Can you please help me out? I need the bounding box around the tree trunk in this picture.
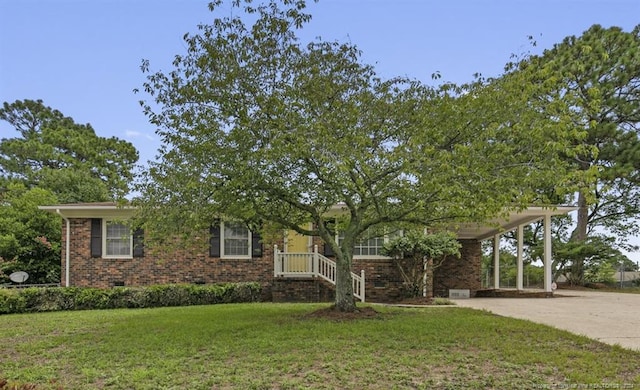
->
[570,189,589,285]
[424,257,434,299]
[575,190,588,242]
[334,253,356,312]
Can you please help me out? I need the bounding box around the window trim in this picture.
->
[337,229,402,259]
[220,221,252,259]
[102,220,133,259]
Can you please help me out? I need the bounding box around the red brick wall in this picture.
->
[62,218,276,295]
[272,278,335,302]
[311,236,482,302]
[433,240,482,297]
[61,220,481,302]
[352,258,405,302]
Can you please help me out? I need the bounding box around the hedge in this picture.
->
[0,282,261,315]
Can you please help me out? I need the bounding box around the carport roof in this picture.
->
[453,206,577,240]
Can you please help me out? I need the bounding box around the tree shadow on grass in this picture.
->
[304,305,381,321]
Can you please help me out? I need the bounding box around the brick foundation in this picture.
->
[272,278,335,302]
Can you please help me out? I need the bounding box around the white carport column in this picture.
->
[517,224,524,291]
[493,234,500,289]
[543,214,553,293]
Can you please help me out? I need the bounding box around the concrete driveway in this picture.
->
[453,290,640,350]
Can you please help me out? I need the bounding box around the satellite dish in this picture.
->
[9,271,29,284]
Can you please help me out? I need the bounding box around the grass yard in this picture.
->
[1,303,639,389]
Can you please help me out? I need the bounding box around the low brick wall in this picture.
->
[433,240,482,297]
[352,258,405,303]
[272,277,334,302]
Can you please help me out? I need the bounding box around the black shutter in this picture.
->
[251,230,263,258]
[324,243,334,257]
[209,223,221,257]
[90,219,102,257]
[133,228,144,257]
[322,218,336,257]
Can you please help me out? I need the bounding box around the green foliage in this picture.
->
[0,283,261,314]
[136,0,591,311]
[516,24,640,249]
[0,183,60,284]
[0,99,140,285]
[550,236,631,285]
[381,230,462,261]
[584,261,616,284]
[431,297,455,305]
[0,99,139,202]
[0,289,26,314]
[503,214,637,287]
[481,249,545,288]
[381,231,461,298]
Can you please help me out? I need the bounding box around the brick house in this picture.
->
[39,203,574,302]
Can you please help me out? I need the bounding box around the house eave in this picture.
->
[39,203,577,239]
[38,204,135,219]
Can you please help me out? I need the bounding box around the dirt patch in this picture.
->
[304,305,382,321]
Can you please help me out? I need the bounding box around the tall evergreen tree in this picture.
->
[513,24,640,283]
[1,99,139,202]
[0,100,140,283]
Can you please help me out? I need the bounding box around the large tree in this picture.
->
[0,100,139,284]
[507,217,637,286]
[136,0,591,311]
[0,99,139,202]
[0,183,60,284]
[509,24,640,283]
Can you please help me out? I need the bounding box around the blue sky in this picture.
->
[1,0,639,260]
[1,0,638,162]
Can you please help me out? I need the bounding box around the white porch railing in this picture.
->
[274,245,365,302]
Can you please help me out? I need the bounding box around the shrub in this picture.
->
[0,289,26,314]
[432,297,455,305]
[0,282,261,315]
[381,230,461,298]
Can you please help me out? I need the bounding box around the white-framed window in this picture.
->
[337,229,402,258]
[103,220,132,258]
[354,236,386,256]
[221,221,251,258]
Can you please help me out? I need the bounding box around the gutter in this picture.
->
[56,209,71,287]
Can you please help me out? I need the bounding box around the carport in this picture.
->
[453,206,577,293]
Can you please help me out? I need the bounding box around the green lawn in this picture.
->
[1,303,639,389]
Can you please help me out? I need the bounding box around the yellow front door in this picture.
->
[286,229,310,253]
[285,225,311,272]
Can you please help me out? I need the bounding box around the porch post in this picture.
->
[493,234,500,289]
[360,269,365,303]
[273,245,279,277]
[313,245,319,276]
[517,224,524,291]
[544,214,553,293]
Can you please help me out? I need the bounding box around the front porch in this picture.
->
[272,245,366,302]
[271,206,576,303]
